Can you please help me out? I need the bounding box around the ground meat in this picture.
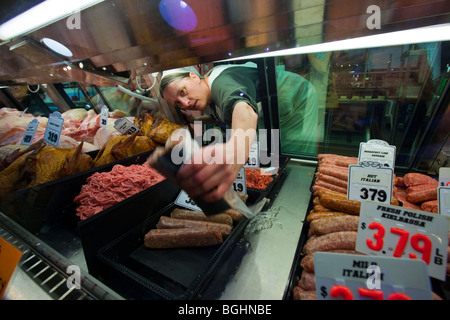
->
[246,168,275,189]
[74,163,165,220]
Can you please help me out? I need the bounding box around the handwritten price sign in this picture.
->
[44,111,64,147]
[21,118,39,146]
[233,167,247,195]
[244,140,259,169]
[314,252,433,300]
[175,190,201,211]
[356,201,448,280]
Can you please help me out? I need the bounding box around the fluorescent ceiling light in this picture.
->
[0,0,105,41]
[219,23,450,62]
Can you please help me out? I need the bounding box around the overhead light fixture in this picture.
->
[0,0,105,41]
[219,23,450,62]
[159,0,197,32]
[41,37,73,57]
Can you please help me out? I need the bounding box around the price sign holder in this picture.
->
[175,190,202,211]
[348,162,393,204]
[100,105,109,128]
[356,201,449,280]
[244,140,259,169]
[44,111,64,146]
[175,169,248,211]
[438,186,450,217]
[358,139,396,169]
[21,118,39,146]
[439,167,450,187]
[0,237,23,299]
[114,118,139,135]
[233,167,247,195]
[314,252,433,300]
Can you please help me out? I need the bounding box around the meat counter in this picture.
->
[2,158,316,300]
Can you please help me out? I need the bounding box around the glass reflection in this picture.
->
[159,0,197,32]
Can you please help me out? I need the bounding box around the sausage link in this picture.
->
[292,286,317,300]
[313,204,332,212]
[157,216,232,238]
[144,228,223,248]
[403,173,438,187]
[301,250,364,272]
[171,208,233,226]
[306,211,347,222]
[298,271,316,291]
[319,196,360,215]
[421,200,438,213]
[316,173,348,188]
[309,215,360,236]
[314,179,348,194]
[406,185,437,204]
[313,189,347,199]
[303,231,358,254]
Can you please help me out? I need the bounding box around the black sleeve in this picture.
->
[210,67,260,124]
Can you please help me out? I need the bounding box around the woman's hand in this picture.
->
[176,101,258,203]
[176,142,242,202]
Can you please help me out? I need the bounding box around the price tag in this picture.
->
[438,186,450,218]
[114,118,139,135]
[244,140,259,169]
[358,139,396,169]
[21,118,39,146]
[356,201,449,280]
[314,252,433,300]
[348,162,393,204]
[439,167,450,187]
[175,190,202,211]
[232,167,247,195]
[44,111,64,146]
[100,105,109,128]
[0,237,23,299]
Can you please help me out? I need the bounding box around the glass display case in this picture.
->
[0,0,449,302]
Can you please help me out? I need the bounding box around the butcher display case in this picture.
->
[0,0,450,302]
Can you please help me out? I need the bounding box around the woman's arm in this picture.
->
[176,102,258,202]
[180,109,216,124]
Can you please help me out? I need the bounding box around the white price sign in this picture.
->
[439,167,450,187]
[314,252,433,300]
[175,190,202,211]
[244,140,259,168]
[358,139,396,169]
[44,111,64,147]
[114,118,139,135]
[233,167,247,195]
[356,201,449,281]
[438,186,450,218]
[21,118,39,146]
[348,162,393,204]
[100,105,109,128]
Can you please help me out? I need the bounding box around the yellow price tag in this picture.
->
[0,237,23,299]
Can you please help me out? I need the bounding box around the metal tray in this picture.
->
[282,192,314,300]
[97,203,251,300]
[245,156,289,207]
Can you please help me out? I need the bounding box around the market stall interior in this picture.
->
[0,0,449,300]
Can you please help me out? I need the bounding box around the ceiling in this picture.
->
[0,0,449,87]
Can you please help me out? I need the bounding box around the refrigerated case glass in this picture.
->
[275,41,450,169]
[6,85,55,116]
